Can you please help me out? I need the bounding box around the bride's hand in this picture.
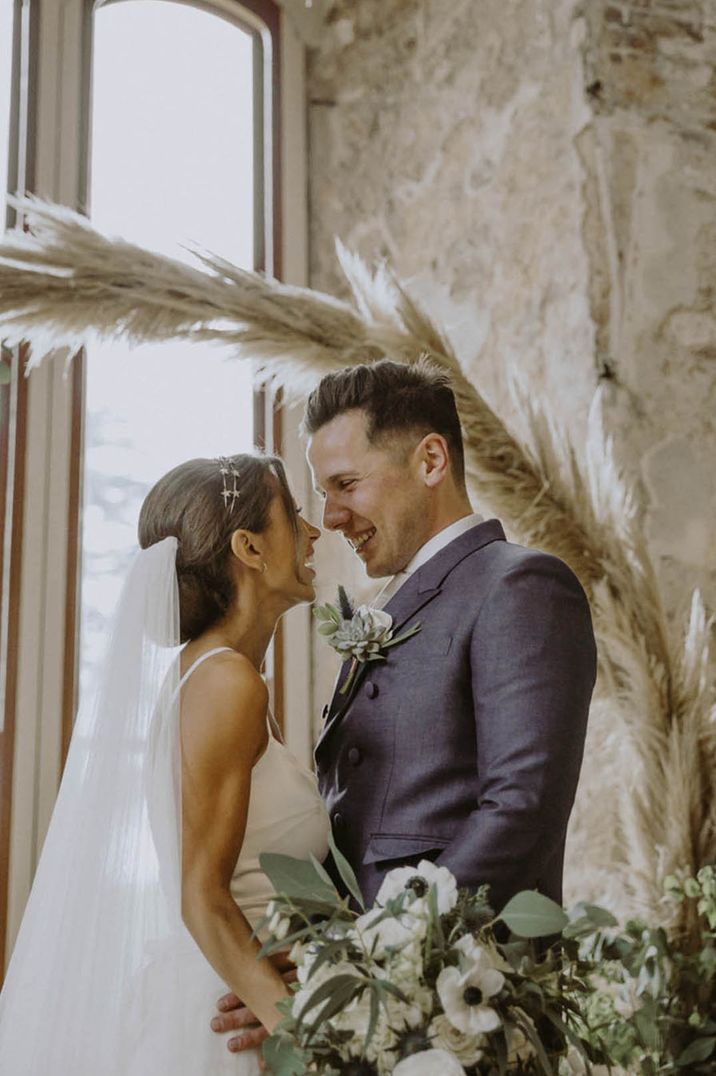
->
[210,951,297,1053]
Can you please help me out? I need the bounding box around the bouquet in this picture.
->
[257,836,608,1075]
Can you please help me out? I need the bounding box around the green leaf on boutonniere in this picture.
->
[379,622,422,650]
[337,585,354,619]
[339,656,360,696]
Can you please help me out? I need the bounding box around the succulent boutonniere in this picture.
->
[313,585,421,695]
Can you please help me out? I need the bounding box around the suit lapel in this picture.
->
[315,519,506,756]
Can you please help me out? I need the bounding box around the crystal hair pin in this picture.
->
[217,456,240,511]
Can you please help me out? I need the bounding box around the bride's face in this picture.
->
[261,490,320,607]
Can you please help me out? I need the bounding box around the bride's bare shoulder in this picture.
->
[180,651,268,757]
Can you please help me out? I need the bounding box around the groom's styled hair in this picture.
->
[303,359,466,488]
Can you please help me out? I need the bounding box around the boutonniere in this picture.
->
[313,586,421,695]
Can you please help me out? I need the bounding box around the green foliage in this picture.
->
[257,859,716,1074]
[327,829,365,911]
[578,866,716,1074]
[258,852,340,910]
[498,891,569,939]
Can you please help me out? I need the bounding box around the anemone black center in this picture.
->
[343,1061,378,1076]
[463,985,484,1006]
[406,875,428,897]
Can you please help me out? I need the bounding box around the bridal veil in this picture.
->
[0,536,195,1073]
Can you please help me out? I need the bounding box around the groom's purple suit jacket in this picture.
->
[315,519,597,912]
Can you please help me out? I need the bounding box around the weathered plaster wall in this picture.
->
[304,0,716,905]
[580,0,716,612]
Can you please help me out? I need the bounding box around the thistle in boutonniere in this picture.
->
[314,585,421,695]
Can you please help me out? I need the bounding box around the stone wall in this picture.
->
[304,0,716,904]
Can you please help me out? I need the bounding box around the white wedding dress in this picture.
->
[122,646,331,1075]
[0,540,330,1076]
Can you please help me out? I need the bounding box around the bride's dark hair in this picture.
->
[138,453,297,642]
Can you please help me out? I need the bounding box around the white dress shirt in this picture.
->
[375,512,484,609]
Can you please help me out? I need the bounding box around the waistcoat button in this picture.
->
[348,747,362,766]
[333,811,344,828]
[365,681,379,699]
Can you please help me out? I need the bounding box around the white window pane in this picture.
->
[0,0,14,216]
[81,2,256,701]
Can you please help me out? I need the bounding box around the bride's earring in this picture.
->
[260,560,267,575]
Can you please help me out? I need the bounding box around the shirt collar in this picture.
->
[374,512,483,608]
[403,512,484,575]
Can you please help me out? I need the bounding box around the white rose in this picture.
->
[561,1045,589,1074]
[613,978,643,1018]
[329,987,373,1039]
[506,1014,536,1064]
[376,860,458,915]
[355,907,423,957]
[393,1048,466,1075]
[294,942,319,984]
[429,1013,485,1065]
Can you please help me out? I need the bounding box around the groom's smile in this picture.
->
[306,409,435,578]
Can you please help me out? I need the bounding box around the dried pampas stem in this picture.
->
[0,197,713,929]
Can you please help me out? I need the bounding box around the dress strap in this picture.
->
[175,646,235,696]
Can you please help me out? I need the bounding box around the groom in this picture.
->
[304,359,596,908]
[213,358,596,1050]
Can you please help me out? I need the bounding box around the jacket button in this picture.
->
[333,811,344,828]
[365,681,379,699]
[348,747,362,766]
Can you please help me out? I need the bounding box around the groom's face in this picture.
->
[307,409,431,578]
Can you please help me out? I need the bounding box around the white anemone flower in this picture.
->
[436,945,505,1036]
[376,860,458,915]
[393,1047,466,1074]
[453,932,512,974]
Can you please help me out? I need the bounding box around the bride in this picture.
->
[0,452,330,1074]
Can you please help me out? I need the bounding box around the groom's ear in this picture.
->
[230,529,265,572]
[417,433,450,487]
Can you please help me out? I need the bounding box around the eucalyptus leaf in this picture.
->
[515,1014,554,1074]
[297,972,361,1021]
[328,830,365,910]
[306,937,354,981]
[309,853,341,894]
[375,979,409,1004]
[633,1004,661,1050]
[675,1035,716,1066]
[568,901,618,929]
[302,975,364,1039]
[261,1033,308,1076]
[259,852,340,907]
[498,890,568,937]
[0,364,10,385]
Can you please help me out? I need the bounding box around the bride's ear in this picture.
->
[230,529,265,574]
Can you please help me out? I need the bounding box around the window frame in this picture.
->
[0,0,301,977]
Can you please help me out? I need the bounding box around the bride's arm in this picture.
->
[180,653,288,1034]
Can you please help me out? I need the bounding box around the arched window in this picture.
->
[80,0,272,707]
[0,0,308,977]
